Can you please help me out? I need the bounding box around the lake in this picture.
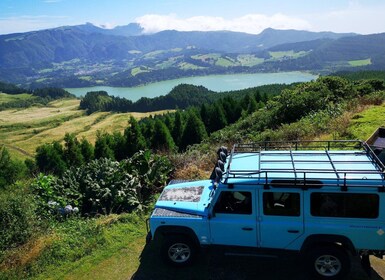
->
[66,72,318,101]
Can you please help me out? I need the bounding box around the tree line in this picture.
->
[35,90,266,176]
[79,83,277,114]
[0,85,75,110]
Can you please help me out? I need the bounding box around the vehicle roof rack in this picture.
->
[222,140,385,192]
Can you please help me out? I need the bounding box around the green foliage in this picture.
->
[172,110,183,147]
[0,213,144,280]
[46,151,173,215]
[79,137,94,162]
[122,150,174,205]
[59,158,138,215]
[30,173,80,219]
[78,83,284,113]
[207,75,384,146]
[0,86,74,111]
[79,91,114,114]
[0,185,37,252]
[180,110,208,151]
[0,81,26,94]
[35,142,67,175]
[335,70,385,82]
[151,119,175,151]
[94,132,115,160]
[0,147,26,188]
[63,133,84,167]
[124,116,147,158]
[32,87,74,99]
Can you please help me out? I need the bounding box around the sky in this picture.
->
[0,0,384,35]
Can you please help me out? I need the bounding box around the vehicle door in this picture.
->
[259,188,304,249]
[209,187,257,247]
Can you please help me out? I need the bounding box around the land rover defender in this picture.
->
[147,140,385,279]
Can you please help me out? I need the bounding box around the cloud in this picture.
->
[135,14,311,34]
[306,1,385,34]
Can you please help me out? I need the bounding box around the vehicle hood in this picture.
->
[154,180,214,216]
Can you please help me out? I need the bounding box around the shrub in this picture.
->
[0,147,26,189]
[30,174,81,220]
[0,185,37,253]
[51,151,174,216]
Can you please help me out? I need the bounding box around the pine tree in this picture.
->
[151,119,175,151]
[221,96,242,124]
[172,110,183,148]
[247,95,258,114]
[200,103,209,128]
[112,131,126,161]
[124,116,147,157]
[180,110,208,151]
[94,132,115,160]
[80,137,94,162]
[207,103,227,133]
[35,142,67,175]
[63,133,84,167]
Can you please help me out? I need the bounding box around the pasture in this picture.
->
[0,97,171,160]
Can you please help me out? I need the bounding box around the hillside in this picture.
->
[267,33,385,72]
[2,74,385,280]
[0,97,172,160]
[0,24,358,87]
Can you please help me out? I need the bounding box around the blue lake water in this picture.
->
[66,72,318,101]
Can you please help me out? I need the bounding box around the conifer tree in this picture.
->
[94,132,115,160]
[63,133,84,167]
[124,116,147,157]
[112,131,126,161]
[151,119,175,151]
[247,95,258,114]
[35,141,67,175]
[180,110,207,151]
[172,110,183,148]
[207,103,227,133]
[80,137,94,162]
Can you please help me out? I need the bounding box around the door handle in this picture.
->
[242,227,253,231]
[287,229,300,233]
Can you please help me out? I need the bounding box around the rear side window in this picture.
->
[263,192,300,216]
[311,193,379,218]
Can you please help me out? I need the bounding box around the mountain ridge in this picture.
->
[2,23,383,88]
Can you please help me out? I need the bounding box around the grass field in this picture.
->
[0,93,33,104]
[269,50,309,60]
[0,96,172,160]
[349,58,372,67]
[1,211,379,280]
[348,104,385,140]
[237,54,265,67]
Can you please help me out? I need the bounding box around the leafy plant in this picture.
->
[51,151,173,215]
[0,185,37,253]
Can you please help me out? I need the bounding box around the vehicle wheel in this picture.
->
[307,246,350,280]
[161,235,196,266]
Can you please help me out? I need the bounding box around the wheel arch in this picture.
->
[154,225,200,247]
[300,234,356,255]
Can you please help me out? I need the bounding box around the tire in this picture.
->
[306,245,350,280]
[161,235,196,266]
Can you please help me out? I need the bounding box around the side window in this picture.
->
[263,192,300,216]
[214,191,252,214]
[311,193,379,218]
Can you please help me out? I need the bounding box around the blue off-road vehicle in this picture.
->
[147,140,385,279]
